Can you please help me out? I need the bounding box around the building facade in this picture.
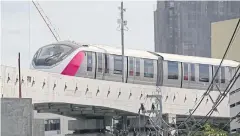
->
[211,18,240,62]
[154,1,240,57]
[229,67,240,134]
[211,18,240,134]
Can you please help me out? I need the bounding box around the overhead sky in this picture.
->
[1,1,156,68]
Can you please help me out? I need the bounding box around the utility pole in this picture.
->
[118,1,127,83]
[117,2,128,134]
[144,87,163,136]
[18,52,22,98]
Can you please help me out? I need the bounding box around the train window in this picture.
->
[168,61,178,80]
[97,53,102,72]
[144,59,154,78]
[199,64,209,82]
[190,64,195,81]
[33,44,74,67]
[221,67,225,83]
[213,66,220,83]
[86,52,92,71]
[184,63,188,80]
[228,67,236,80]
[114,55,123,74]
[105,54,109,73]
[136,58,140,76]
[129,57,134,76]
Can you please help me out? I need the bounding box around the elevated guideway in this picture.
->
[0,65,231,135]
[0,65,230,118]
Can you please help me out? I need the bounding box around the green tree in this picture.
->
[191,123,228,136]
[202,123,227,136]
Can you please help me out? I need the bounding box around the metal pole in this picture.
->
[18,52,22,98]
[120,1,125,83]
[144,113,146,134]
[139,113,141,134]
[159,95,163,136]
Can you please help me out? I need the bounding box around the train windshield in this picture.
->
[33,44,75,67]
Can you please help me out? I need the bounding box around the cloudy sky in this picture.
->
[1,1,156,68]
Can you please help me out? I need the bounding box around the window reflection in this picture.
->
[105,54,109,73]
[114,55,122,74]
[144,59,154,78]
[190,64,195,81]
[86,52,92,71]
[184,63,188,80]
[199,64,209,82]
[33,44,74,67]
[129,57,134,76]
[221,67,225,83]
[136,58,140,76]
[97,53,102,72]
[213,66,220,83]
[168,61,178,80]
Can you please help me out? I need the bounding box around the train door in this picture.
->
[104,54,127,83]
[219,66,228,91]
[75,51,96,79]
[142,58,157,85]
[196,64,212,90]
[162,60,181,88]
[96,52,105,80]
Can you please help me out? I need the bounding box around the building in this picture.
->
[211,18,240,62]
[154,1,240,57]
[211,18,240,134]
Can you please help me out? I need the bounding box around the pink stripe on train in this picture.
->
[61,51,85,76]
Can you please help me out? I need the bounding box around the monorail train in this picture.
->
[30,40,239,91]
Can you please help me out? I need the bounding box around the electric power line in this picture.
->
[190,66,240,135]
[32,0,61,42]
[189,19,240,135]
[175,18,240,133]
[221,112,240,130]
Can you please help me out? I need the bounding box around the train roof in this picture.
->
[156,52,239,67]
[93,44,158,60]
[92,44,239,67]
[51,41,240,67]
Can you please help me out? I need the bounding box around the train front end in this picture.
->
[30,41,85,76]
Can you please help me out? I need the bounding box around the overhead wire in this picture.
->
[189,19,240,135]
[175,18,240,133]
[190,67,240,135]
[221,112,240,130]
[32,0,60,42]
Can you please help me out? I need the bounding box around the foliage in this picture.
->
[202,123,227,136]
[192,123,228,136]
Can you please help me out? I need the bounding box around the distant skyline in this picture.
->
[1,1,156,68]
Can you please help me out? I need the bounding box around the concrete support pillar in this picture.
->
[104,116,113,132]
[122,116,128,130]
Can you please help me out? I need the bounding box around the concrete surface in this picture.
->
[1,98,33,136]
[33,119,45,136]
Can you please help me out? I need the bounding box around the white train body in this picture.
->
[30,41,239,91]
